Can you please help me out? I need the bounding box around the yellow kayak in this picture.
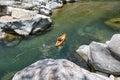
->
[55,34,66,47]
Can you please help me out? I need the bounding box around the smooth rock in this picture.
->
[39,5,52,15]
[0,1,19,6]
[89,41,120,75]
[76,41,120,75]
[76,45,90,62]
[0,14,51,36]
[12,0,63,15]
[46,1,63,9]
[9,7,37,19]
[108,34,120,59]
[12,59,114,80]
[21,3,35,10]
[96,71,109,77]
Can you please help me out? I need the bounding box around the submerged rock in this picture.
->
[0,32,21,47]
[12,59,113,80]
[11,0,63,15]
[105,18,120,29]
[76,34,120,75]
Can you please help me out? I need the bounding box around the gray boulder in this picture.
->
[0,7,51,36]
[0,1,20,6]
[21,3,35,10]
[108,34,120,59]
[89,41,120,75]
[76,41,120,75]
[0,14,51,36]
[76,45,91,62]
[12,59,114,80]
[11,0,63,15]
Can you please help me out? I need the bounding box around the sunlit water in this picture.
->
[0,1,120,80]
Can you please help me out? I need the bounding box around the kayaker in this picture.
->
[57,37,63,41]
[55,34,66,47]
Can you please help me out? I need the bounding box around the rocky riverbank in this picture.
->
[76,34,120,79]
[1,0,120,80]
[0,0,76,39]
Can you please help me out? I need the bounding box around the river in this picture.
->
[0,1,120,80]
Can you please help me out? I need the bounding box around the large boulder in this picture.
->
[0,1,20,6]
[10,7,37,19]
[11,0,63,15]
[0,7,52,36]
[76,41,120,75]
[12,59,113,80]
[108,34,120,59]
[0,0,77,16]
[89,42,120,75]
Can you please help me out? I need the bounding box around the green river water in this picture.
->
[0,1,120,80]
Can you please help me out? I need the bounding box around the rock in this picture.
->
[1,33,21,47]
[10,0,63,15]
[20,3,35,10]
[96,71,109,77]
[76,45,90,62]
[0,10,51,36]
[109,75,115,80]
[12,59,113,80]
[38,0,63,15]
[0,32,22,47]
[39,5,52,16]
[76,41,120,75]
[1,0,76,16]
[46,1,63,9]
[89,42,120,75]
[105,41,110,45]
[7,7,37,19]
[108,34,120,59]
[105,18,120,29]
[0,1,20,6]
[0,32,5,40]
[117,77,120,80]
